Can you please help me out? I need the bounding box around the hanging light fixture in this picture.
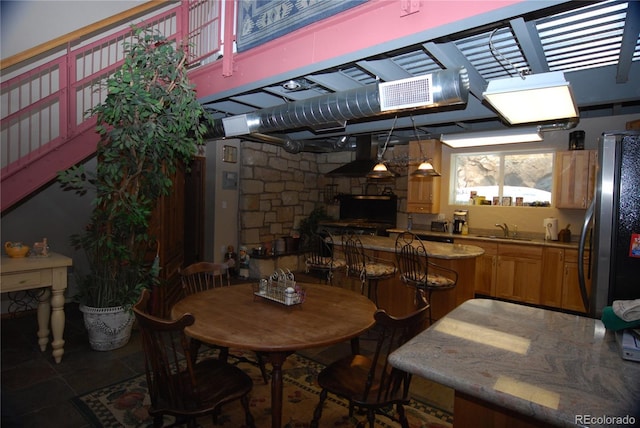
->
[411,160,439,177]
[367,116,398,179]
[409,116,440,177]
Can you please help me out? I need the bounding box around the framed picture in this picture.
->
[223,145,237,163]
[502,196,512,206]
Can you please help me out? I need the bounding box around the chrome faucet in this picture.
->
[495,223,510,238]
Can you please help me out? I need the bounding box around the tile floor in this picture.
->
[1,273,453,427]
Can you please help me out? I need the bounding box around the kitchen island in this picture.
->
[389,299,640,427]
[332,235,484,318]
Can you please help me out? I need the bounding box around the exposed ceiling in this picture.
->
[201,0,640,152]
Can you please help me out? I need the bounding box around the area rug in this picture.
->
[72,350,453,428]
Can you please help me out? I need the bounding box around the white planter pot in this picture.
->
[79,304,135,351]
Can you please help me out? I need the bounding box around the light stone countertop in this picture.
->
[333,235,485,260]
[389,299,640,427]
[387,228,580,249]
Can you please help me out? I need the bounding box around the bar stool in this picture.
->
[343,234,396,306]
[394,231,457,325]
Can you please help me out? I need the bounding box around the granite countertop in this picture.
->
[387,228,580,250]
[333,235,484,260]
[389,299,640,427]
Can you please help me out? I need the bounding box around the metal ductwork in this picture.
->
[204,67,469,153]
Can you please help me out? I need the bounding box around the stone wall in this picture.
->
[238,141,410,250]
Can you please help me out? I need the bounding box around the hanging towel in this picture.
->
[612,299,640,322]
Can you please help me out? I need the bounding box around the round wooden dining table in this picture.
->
[171,282,377,428]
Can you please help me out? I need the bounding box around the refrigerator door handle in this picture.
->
[578,199,595,312]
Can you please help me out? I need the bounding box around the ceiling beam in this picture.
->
[509,17,549,73]
[616,0,640,83]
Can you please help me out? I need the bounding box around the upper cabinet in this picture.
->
[407,139,442,214]
[554,150,597,209]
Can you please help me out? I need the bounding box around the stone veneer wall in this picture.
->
[238,140,410,250]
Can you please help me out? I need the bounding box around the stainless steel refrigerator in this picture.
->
[579,130,640,318]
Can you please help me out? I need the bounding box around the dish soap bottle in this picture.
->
[461,222,469,235]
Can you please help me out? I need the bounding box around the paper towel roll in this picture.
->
[544,218,559,241]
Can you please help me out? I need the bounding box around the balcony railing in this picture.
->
[1,0,222,212]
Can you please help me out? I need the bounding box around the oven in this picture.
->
[319,194,397,237]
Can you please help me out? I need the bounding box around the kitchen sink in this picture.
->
[475,235,532,241]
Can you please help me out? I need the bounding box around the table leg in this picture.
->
[50,287,66,363]
[36,288,51,352]
[267,351,291,428]
[50,266,68,363]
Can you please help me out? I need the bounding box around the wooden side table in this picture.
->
[1,253,72,363]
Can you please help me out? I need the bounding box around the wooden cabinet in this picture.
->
[540,247,564,307]
[495,244,542,304]
[407,140,441,213]
[554,150,597,209]
[540,247,589,313]
[464,239,497,297]
[149,164,186,317]
[561,249,590,312]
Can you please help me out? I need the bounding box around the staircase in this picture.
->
[0,1,222,213]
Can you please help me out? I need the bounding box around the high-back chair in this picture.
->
[180,262,269,384]
[304,229,345,284]
[133,289,255,428]
[180,261,229,296]
[343,234,396,305]
[310,296,430,428]
[395,231,458,324]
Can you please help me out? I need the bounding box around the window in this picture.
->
[451,150,554,206]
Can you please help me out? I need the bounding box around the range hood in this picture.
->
[325,135,378,177]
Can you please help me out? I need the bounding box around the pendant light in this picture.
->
[367,116,397,179]
[410,116,440,177]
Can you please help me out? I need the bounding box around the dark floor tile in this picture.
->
[1,377,75,417]
[1,358,58,391]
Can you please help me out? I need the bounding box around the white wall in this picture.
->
[1,0,145,59]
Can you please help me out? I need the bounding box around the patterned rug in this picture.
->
[72,350,453,428]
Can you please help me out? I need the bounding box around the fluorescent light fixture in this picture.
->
[483,71,578,124]
[440,127,543,148]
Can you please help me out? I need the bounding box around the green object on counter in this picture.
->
[601,306,640,331]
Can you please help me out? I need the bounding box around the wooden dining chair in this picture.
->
[180,262,270,384]
[343,234,396,306]
[310,295,430,428]
[303,229,345,284]
[180,261,229,296]
[133,289,255,428]
[394,231,458,325]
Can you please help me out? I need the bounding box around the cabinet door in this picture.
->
[465,240,497,296]
[495,244,542,304]
[555,150,597,209]
[407,140,441,213]
[540,247,564,308]
[561,250,590,313]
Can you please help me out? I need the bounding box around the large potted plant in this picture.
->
[58,27,207,350]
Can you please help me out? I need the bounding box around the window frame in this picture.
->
[449,148,556,206]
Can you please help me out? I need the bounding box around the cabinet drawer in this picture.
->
[1,271,47,292]
[498,243,542,258]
